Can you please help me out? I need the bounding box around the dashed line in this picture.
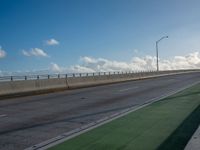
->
[119,87,138,92]
[0,114,7,118]
[167,79,176,82]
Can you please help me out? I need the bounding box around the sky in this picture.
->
[1,0,200,75]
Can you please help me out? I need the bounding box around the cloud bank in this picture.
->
[46,38,59,46]
[1,51,200,76]
[50,51,200,73]
[22,48,49,57]
[0,46,6,58]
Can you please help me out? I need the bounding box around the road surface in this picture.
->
[0,72,200,150]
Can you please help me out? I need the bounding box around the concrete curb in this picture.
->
[184,125,200,150]
[25,80,200,150]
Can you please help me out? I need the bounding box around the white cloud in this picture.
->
[0,69,50,76]
[1,51,200,76]
[50,63,62,72]
[46,38,59,46]
[0,46,6,58]
[22,48,49,57]
[49,62,94,73]
[22,50,30,56]
[49,51,200,73]
[69,65,95,73]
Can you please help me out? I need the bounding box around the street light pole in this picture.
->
[156,36,168,71]
[156,41,159,71]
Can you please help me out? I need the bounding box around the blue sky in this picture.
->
[1,0,200,73]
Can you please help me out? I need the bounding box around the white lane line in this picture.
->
[0,114,7,118]
[119,87,138,92]
[167,79,176,82]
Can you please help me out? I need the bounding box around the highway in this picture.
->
[0,72,200,150]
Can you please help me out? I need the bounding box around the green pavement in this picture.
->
[49,83,200,150]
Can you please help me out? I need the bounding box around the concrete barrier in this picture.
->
[0,70,199,97]
[0,78,67,96]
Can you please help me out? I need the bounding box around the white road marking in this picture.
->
[119,87,138,92]
[167,79,176,82]
[0,114,7,118]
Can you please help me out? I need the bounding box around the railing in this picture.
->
[0,71,156,82]
[0,69,198,82]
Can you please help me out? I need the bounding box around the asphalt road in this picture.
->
[0,72,200,150]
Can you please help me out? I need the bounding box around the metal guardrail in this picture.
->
[0,71,156,82]
[0,69,198,82]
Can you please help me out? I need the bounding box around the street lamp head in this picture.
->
[162,36,168,39]
[157,36,169,43]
